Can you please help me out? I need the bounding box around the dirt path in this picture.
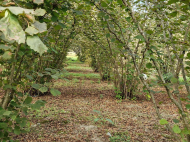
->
[13,61,178,142]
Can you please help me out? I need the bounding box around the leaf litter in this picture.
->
[7,62,185,142]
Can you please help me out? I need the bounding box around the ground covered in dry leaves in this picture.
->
[12,61,183,142]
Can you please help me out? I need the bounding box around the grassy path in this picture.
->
[14,60,177,142]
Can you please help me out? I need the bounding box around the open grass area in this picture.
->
[66,65,92,70]
[62,72,100,80]
[63,56,100,79]
[66,58,84,64]
[65,53,83,64]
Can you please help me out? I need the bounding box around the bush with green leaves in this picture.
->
[0,0,60,140]
[110,131,131,142]
[0,94,46,141]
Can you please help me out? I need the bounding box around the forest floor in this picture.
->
[12,59,185,142]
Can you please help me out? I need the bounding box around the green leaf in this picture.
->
[38,72,44,77]
[106,33,110,38]
[117,0,123,5]
[32,83,40,89]
[0,6,34,15]
[17,92,23,97]
[101,1,107,7]
[180,15,187,21]
[22,107,28,115]
[150,45,157,50]
[54,25,62,30]
[24,96,32,104]
[51,15,57,22]
[33,0,44,5]
[26,36,47,56]
[2,51,12,60]
[93,110,101,114]
[14,126,21,135]
[44,82,51,86]
[31,100,46,110]
[106,119,114,124]
[187,95,190,99]
[146,30,153,34]
[3,111,11,116]
[74,10,83,15]
[33,21,47,33]
[20,120,27,127]
[0,44,15,51]
[45,68,52,71]
[170,11,177,17]
[39,87,48,93]
[94,118,99,122]
[111,38,115,42]
[173,119,180,123]
[11,115,17,120]
[0,32,14,43]
[51,74,59,80]
[173,125,181,134]
[146,63,152,68]
[186,104,190,109]
[159,101,163,104]
[26,75,33,80]
[167,0,178,5]
[50,88,61,96]
[34,9,46,16]
[187,53,190,58]
[3,84,12,90]
[171,77,178,83]
[104,15,109,19]
[186,61,190,66]
[0,10,25,44]
[18,51,24,56]
[0,131,3,138]
[125,17,131,22]
[159,119,168,125]
[0,122,7,128]
[58,23,66,28]
[25,26,39,36]
[134,35,144,40]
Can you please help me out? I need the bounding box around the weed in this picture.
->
[110,131,131,142]
[28,106,67,120]
[91,80,94,84]
[115,94,122,100]
[53,82,64,88]
[97,79,101,84]
[131,97,137,101]
[93,110,114,125]
[99,94,104,99]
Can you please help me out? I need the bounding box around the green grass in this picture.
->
[66,59,84,64]
[28,106,68,120]
[66,66,91,70]
[110,131,131,142]
[65,56,85,64]
[62,72,100,79]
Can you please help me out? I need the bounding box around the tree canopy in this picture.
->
[1,0,190,141]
